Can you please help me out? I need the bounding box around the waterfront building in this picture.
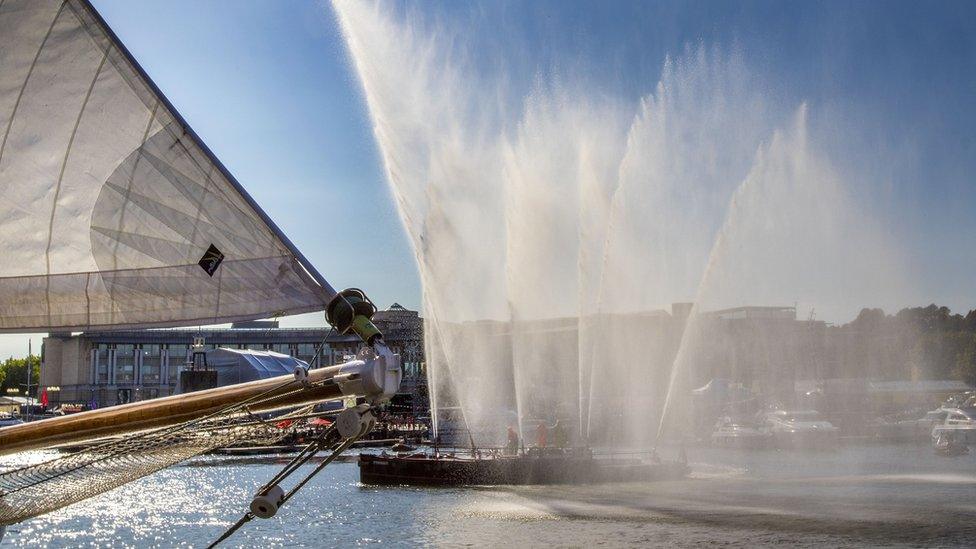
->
[429,305,824,411]
[695,306,827,399]
[40,304,425,410]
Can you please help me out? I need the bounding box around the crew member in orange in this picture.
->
[535,422,548,448]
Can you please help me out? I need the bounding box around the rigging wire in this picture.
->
[208,419,368,548]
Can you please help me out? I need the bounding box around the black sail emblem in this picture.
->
[198,244,225,277]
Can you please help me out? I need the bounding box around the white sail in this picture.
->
[0,0,333,331]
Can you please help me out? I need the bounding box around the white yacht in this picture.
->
[931,408,976,445]
[710,416,772,449]
[761,409,839,449]
[878,407,951,442]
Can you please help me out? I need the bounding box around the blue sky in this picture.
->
[3,0,974,358]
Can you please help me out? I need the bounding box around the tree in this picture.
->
[851,308,886,330]
[842,304,976,383]
[965,309,976,331]
[954,334,976,386]
[0,355,41,397]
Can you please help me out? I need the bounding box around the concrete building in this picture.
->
[40,304,424,409]
[426,304,823,414]
[695,306,827,399]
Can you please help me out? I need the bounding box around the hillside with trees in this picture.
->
[827,305,976,384]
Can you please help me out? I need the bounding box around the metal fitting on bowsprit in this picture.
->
[325,288,383,345]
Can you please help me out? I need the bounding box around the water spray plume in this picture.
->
[333,0,905,450]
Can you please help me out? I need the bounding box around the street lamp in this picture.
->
[19,379,37,421]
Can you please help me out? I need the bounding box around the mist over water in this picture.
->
[332,1,906,447]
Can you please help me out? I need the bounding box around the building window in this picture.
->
[116,344,135,384]
[142,344,162,384]
[296,343,322,368]
[95,344,111,384]
[166,344,189,384]
[271,343,292,356]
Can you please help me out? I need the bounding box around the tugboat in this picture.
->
[359,447,689,486]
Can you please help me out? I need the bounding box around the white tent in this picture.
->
[202,348,310,388]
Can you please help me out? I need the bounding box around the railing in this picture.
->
[426,428,665,461]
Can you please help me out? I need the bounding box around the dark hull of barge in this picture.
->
[358,451,689,486]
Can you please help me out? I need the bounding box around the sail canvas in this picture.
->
[0,0,332,331]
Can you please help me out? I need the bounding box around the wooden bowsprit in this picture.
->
[0,343,401,532]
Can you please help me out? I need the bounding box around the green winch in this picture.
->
[325,288,383,344]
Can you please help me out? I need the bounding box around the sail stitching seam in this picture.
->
[188,163,217,256]
[0,1,66,169]
[108,101,158,326]
[214,258,224,324]
[188,163,217,321]
[0,307,324,334]
[0,254,294,281]
[111,103,159,273]
[44,50,109,324]
[84,271,91,330]
[166,130,285,255]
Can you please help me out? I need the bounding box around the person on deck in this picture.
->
[553,420,568,449]
[535,422,548,448]
[506,425,519,455]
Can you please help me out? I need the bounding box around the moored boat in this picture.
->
[710,415,772,449]
[930,407,976,446]
[876,407,950,443]
[761,409,839,450]
[933,432,970,456]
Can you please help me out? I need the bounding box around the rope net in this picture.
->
[0,410,296,525]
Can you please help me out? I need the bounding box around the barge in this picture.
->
[359,448,689,486]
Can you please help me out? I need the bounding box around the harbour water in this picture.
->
[2,445,973,547]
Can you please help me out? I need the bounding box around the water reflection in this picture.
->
[1,445,973,547]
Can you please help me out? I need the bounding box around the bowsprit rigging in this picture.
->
[208,403,378,547]
[0,0,401,544]
[0,290,401,544]
[0,327,400,517]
